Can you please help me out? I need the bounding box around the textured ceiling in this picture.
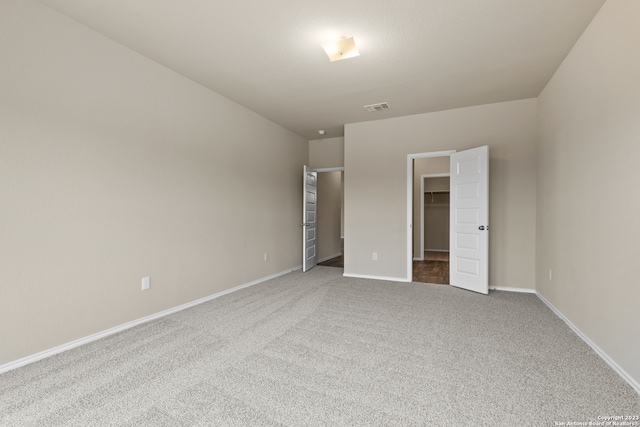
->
[37,0,605,140]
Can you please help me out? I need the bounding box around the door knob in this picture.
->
[479,226,485,230]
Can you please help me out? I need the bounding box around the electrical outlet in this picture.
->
[142,276,150,291]
[264,252,269,262]
[372,252,378,261]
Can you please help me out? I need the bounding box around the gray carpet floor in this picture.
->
[1,267,639,426]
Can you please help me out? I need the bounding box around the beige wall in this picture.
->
[316,171,343,261]
[310,137,344,251]
[537,0,640,386]
[424,182,450,252]
[0,0,307,366]
[412,158,450,258]
[424,177,450,254]
[423,177,450,192]
[309,137,344,169]
[345,98,537,286]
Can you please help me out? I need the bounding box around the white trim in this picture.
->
[489,286,536,294]
[407,151,455,282]
[0,266,302,375]
[343,273,411,283]
[420,174,424,259]
[313,167,344,173]
[411,150,457,160]
[308,168,343,268]
[413,257,422,261]
[536,291,640,396]
[318,253,342,263]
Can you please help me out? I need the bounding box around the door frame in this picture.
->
[406,151,456,280]
[304,166,344,271]
[315,167,344,264]
[419,173,450,260]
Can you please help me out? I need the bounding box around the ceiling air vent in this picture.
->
[364,102,391,113]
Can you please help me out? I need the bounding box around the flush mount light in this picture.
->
[322,37,360,62]
[318,130,326,135]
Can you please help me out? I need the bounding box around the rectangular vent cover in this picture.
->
[364,102,391,112]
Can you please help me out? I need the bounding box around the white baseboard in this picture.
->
[536,291,640,396]
[318,253,342,263]
[6,269,637,398]
[413,257,423,261]
[342,273,411,283]
[0,266,301,375]
[489,286,536,294]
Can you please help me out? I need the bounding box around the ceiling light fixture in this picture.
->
[322,37,360,62]
[317,130,326,135]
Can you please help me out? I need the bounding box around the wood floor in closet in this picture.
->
[318,251,449,285]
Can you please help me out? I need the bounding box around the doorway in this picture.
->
[407,151,454,281]
[413,174,450,284]
[407,147,489,294]
[314,169,344,269]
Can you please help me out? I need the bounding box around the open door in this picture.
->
[449,146,489,294]
[302,166,318,272]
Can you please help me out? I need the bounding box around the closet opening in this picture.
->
[414,175,450,284]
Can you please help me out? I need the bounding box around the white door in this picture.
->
[449,146,489,294]
[302,166,318,272]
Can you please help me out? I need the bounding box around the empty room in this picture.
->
[1,0,639,425]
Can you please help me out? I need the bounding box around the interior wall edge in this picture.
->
[536,291,640,396]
